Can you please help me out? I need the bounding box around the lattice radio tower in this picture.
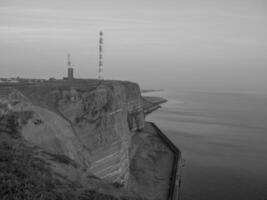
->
[98,31,104,79]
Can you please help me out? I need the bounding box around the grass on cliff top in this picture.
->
[0,139,76,200]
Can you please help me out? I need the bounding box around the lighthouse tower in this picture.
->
[67,53,74,80]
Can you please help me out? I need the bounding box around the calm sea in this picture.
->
[145,89,267,200]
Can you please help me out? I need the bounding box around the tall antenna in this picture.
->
[98,31,104,79]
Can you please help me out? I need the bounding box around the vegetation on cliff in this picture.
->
[0,132,143,200]
[0,111,142,200]
[0,138,76,200]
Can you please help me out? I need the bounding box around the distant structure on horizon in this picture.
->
[66,53,74,80]
[63,32,104,80]
[98,31,104,80]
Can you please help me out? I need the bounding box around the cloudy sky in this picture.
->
[0,0,267,91]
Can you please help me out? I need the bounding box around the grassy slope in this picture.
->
[0,130,142,200]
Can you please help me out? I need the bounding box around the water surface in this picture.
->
[145,90,267,200]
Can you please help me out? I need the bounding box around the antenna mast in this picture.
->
[98,31,104,79]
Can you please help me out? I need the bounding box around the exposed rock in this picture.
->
[128,123,174,200]
[0,80,181,200]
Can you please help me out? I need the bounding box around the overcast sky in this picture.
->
[0,0,267,92]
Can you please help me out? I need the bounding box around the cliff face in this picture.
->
[0,80,181,200]
[0,81,145,186]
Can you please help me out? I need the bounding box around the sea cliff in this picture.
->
[0,79,181,200]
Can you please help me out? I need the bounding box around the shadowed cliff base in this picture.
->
[128,122,181,200]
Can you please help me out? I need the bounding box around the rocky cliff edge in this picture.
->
[0,80,181,200]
